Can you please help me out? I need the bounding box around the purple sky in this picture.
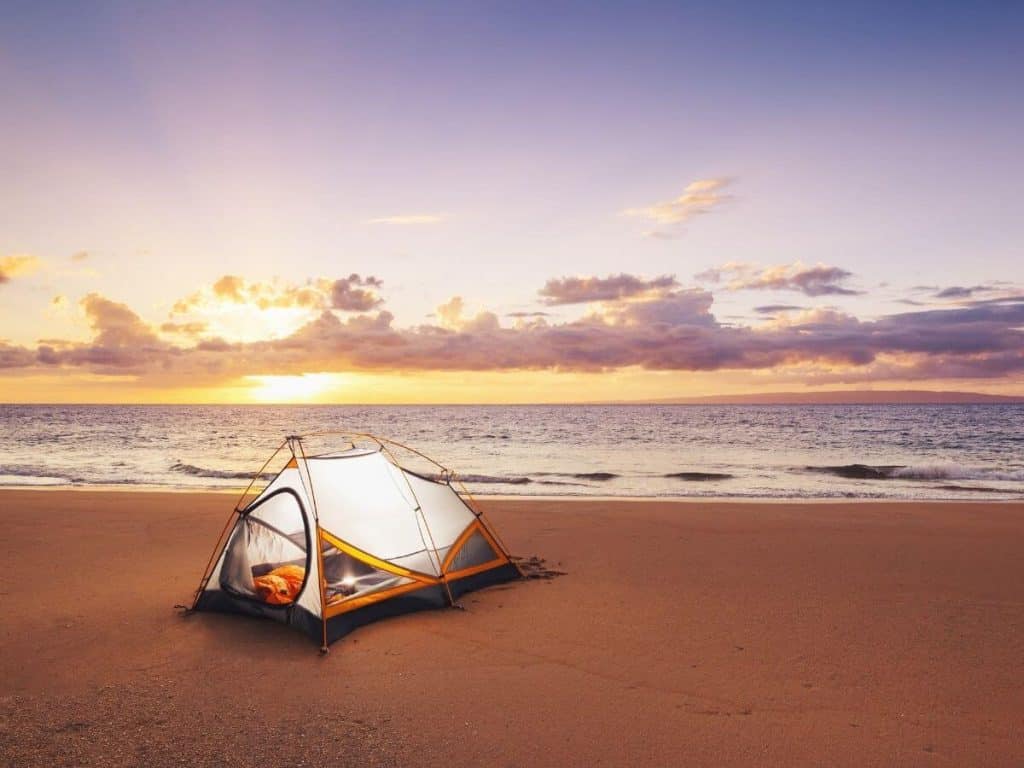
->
[1,2,1022,401]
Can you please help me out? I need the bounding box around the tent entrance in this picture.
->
[220,487,311,607]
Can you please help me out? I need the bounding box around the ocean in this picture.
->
[1,404,1022,500]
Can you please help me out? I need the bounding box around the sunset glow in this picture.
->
[1,3,1021,403]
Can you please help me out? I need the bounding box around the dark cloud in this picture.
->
[966,293,1024,306]
[539,274,678,305]
[934,285,997,299]
[697,262,861,297]
[506,311,552,318]
[330,274,384,311]
[754,304,804,314]
[0,342,36,368]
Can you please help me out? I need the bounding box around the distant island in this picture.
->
[601,390,1024,405]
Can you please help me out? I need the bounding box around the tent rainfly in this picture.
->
[190,434,520,650]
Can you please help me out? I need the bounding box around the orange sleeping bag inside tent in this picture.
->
[253,564,305,605]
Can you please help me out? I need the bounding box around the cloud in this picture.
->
[965,293,1024,307]
[506,311,552,318]
[754,304,804,314]
[368,214,444,225]
[934,284,999,299]
[434,296,500,333]
[3,274,1022,386]
[82,293,162,349]
[70,251,90,263]
[211,275,245,301]
[160,321,209,337]
[0,342,37,368]
[435,296,465,329]
[330,274,384,312]
[0,255,41,284]
[623,178,733,225]
[172,274,383,314]
[696,261,861,297]
[539,274,678,305]
[32,294,170,370]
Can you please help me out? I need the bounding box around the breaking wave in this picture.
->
[0,464,78,485]
[170,462,275,481]
[807,464,1024,482]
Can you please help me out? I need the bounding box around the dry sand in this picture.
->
[1,490,1022,767]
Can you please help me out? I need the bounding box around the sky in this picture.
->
[1,1,1022,403]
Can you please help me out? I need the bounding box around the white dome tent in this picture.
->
[190,433,520,650]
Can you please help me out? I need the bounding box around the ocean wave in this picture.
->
[806,463,1024,482]
[457,473,532,485]
[806,464,904,479]
[170,462,275,481]
[934,484,1007,493]
[0,464,79,485]
[0,473,71,486]
[664,472,734,481]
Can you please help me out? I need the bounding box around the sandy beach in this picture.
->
[1,490,1022,767]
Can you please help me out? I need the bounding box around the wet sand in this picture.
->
[1,490,1022,766]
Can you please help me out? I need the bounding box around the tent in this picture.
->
[190,434,520,650]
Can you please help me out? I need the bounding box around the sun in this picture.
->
[246,374,337,403]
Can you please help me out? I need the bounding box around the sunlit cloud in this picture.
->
[0,254,42,284]
[696,261,861,297]
[160,321,209,337]
[159,273,384,345]
[171,273,383,315]
[539,274,678,305]
[434,295,500,332]
[623,178,733,225]
[2,272,1020,390]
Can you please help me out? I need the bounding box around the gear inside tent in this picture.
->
[190,433,521,649]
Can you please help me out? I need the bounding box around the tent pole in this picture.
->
[189,508,239,609]
[380,443,457,607]
[295,437,330,653]
[189,438,289,609]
